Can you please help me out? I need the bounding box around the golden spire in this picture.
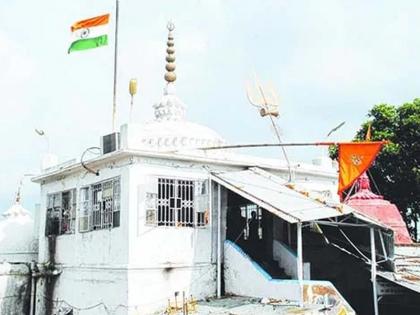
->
[164,22,176,83]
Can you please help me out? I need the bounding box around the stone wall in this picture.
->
[0,263,31,315]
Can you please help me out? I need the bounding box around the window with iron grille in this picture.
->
[45,189,76,236]
[240,204,262,240]
[90,177,121,231]
[79,187,91,232]
[154,178,209,227]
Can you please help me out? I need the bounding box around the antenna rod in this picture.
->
[112,0,120,131]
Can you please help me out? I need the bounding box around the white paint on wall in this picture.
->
[224,240,301,302]
[273,240,310,280]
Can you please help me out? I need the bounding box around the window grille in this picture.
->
[79,187,91,233]
[92,183,102,230]
[156,178,209,227]
[145,192,158,226]
[195,180,209,227]
[45,189,76,236]
[240,204,262,240]
[112,178,121,228]
[89,177,121,231]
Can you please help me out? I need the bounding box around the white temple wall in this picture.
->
[35,266,128,315]
[127,265,216,314]
[128,163,213,266]
[35,164,130,314]
[126,163,219,313]
[37,165,129,266]
[0,263,31,315]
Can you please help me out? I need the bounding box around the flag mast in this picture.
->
[112,0,120,131]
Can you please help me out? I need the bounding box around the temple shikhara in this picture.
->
[346,172,413,245]
[0,22,419,315]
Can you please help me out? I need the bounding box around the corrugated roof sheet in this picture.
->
[211,167,353,223]
[378,245,420,294]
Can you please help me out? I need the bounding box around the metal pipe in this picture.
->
[29,261,36,315]
[217,184,222,298]
[209,179,213,259]
[112,0,120,131]
[297,222,303,307]
[194,141,387,151]
[370,227,379,315]
[379,231,388,261]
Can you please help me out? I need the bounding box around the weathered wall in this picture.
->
[32,153,339,314]
[224,240,301,301]
[273,240,310,280]
[38,164,129,266]
[35,266,127,315]
[127,163,219,313]
[36,160,130,314]
[0,263,30,315]
[127,266,215,314]
[224,241,355,314]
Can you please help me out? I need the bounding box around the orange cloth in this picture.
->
[338,142,384,194]
[71,14,110,32]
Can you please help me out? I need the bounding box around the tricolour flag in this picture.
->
[68,14,110,53]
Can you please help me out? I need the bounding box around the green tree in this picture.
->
[330,99,420,238]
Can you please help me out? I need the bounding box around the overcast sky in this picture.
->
[1,0,420,212]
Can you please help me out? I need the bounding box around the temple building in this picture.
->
[0,23,419,315]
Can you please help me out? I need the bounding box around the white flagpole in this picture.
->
[112,0,120,131]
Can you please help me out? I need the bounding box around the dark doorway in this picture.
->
[225,190,288,278]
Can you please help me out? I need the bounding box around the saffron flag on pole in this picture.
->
[337,141,385,195]
[68,14,110,53]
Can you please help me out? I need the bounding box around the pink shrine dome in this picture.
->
[345,172,412,244]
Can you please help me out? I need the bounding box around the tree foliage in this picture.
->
[330,99,420,237]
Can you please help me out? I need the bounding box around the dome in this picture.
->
[122,24,226,153]
[0,202,38,262]
[136,120,226,151]
[123,83,226,152]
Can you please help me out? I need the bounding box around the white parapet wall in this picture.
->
[224,240,355,314]
[0,263,31,314]
[224,240,301,302]
[273,240,310,280]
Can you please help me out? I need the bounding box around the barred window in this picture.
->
[90,177,121,231]
[240,204,262,240]
[45,189,76,236]
[151,178,209,227]
[79,187,91,232]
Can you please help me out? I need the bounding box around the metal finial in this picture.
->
[167,21,175,32]
[165,22,176,83]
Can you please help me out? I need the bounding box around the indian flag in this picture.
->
[68,14,110,53]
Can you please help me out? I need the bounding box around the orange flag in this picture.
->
[338,142,384,195]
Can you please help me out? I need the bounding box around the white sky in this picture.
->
[1,0,420,212]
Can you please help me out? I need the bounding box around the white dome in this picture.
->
[0,202,37,262]
[137,120,226,151]
[122,83,226,152]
